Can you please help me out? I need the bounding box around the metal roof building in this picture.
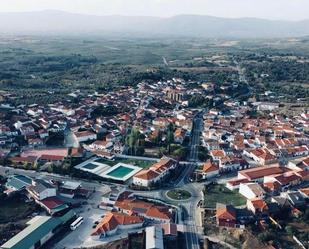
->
[5,175,33,192]
[0,210,75,249]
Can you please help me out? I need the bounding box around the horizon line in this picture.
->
[0,9,308,22]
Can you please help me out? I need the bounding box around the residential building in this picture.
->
[280,191,306,207]
[74,131,97,143]
[59,181,82,198]
[133,157,177,187]
[216,203,237,228]
[146,226,164,249]
[201,161,219,180]
[247,199,268,214]
[239,183,266,200]
[39,197,69,215]
[91,212,144,239]
[210,150,226,161]
[244,148,277,165]
[115,198,173,223]
[5,175,33,194]
[237,165,288,183]
[27,179,56,201]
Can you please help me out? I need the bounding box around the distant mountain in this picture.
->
[1,10,309,38]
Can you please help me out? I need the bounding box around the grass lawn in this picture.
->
[0,197,35,223]
[167,189,192,200]
[96,158,154,168]
[203,184,246,208]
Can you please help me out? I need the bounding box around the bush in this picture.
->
[258,232,273,242]
[285,225,295,236]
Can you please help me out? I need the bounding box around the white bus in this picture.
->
[70,216,84,230]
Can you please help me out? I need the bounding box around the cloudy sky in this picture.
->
[0,0,308,21]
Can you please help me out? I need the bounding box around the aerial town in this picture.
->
[0,1,309,249]
[0,75,308,249]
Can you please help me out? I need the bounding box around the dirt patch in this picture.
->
[242,232,267,249]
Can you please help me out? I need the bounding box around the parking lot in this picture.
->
[54,184,112,249]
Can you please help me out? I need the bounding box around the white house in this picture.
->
[210,150,226,161]
[133,157,177,187]
[239,183,265,200]
[91,212,144,239]
[74,131,97,143]
[243,148,277,165]
[146,226,164,249]
[201,161,219,180]
[218,157,242,172]
[89,140,113,151]
[247,198,269,214]
[27,179,56,201]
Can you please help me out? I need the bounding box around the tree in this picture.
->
[258,232,273,243]
[166,123,175,154]
[154,129,163,146]
[126,128,145,156]
[171,147,187,160]
[198,146,210,161]
[285,225,295,236]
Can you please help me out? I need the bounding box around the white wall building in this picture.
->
[146,226,164,249]
[133,158,177,187]
[239,183,266,200]
[27,179,56,201]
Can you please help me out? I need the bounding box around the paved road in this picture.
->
[188,114,203,162]
[233,60,252,98]
[183,113,205,249]
[131,113,205,249]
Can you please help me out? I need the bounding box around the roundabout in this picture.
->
[166,188,192,201]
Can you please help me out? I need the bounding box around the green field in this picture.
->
[203,184,246,208]
[96,158,154,168]
[106,166,134,178]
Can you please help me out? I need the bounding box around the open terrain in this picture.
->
[203,184,246,208]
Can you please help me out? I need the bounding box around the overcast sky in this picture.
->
[0,0,308,21]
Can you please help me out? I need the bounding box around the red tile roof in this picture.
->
[216,205,236,220]
[273,173,301,186]
[263,181,282,192]
[299,187,309,197]
[239,165,288,181]
[115,198,172,220]
[40,154,65,161]
[41,197,64,209]
[211,150,226,158]
[10,156,37,163]
[203,161,219,173]
[250,148,277,161]
[91,212,143,236]
[134,157,175,181]
[249,198,268,212]
[134,169,160,180]
[227,178,249,186]
[75,130,96,138]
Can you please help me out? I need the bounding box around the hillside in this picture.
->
[1,10,309,38]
